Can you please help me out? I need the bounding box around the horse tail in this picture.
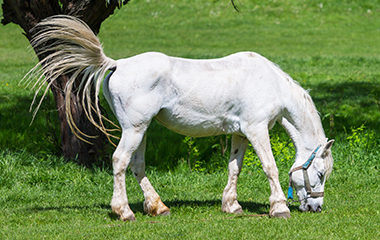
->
[23,15,118,144]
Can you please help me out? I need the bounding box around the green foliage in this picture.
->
[271,135,295,165]
[347,124,375,151]
[243,144,261,170]
[342,124,379,171]
[181,136,230,173]
[105,0,129,8]
[244,133,295,172]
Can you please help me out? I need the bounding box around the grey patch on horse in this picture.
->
[150,80,159,91]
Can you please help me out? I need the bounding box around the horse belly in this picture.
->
[155,108,242,137]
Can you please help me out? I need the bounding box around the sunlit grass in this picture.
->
[1,0,380,238]
[0,143,379,239]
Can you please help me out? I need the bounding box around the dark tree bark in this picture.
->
[1,0,129,165]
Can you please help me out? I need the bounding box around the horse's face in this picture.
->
[291,140,334,212]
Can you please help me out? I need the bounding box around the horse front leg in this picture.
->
[222,134,248,214]
[129,133,170,217]
[246,125,290,218]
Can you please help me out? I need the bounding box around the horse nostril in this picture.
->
[306,204,311,212]
[305,204,322,212]
[316,206,322,213]
[310,205,322,213]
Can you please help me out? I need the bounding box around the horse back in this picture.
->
[108,52,286,136]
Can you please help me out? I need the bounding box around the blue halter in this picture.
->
[287,145,322,202]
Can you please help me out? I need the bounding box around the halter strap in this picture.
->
[287,145,323,204]
[302,146,321,169]
[289,145,321,175]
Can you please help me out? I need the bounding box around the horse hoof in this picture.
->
[120,211,137,221]
[233,208,244,214]
[121,215,136,222]
[272,212,291,219]
[159,209,171,216]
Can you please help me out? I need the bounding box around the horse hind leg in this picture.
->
[222,134,248,214]
[110,129,147,221]
[129,133,170,216]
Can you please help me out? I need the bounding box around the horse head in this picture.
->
[288,140,334,212]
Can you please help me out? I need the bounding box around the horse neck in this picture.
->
[280,88,326,159]
[265,59,326,160]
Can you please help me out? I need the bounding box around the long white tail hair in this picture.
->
[23,15,118,144]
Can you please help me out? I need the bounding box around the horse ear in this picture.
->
[323,139,334,152]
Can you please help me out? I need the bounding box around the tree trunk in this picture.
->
[1,0,128,165]
[50,74,108,165]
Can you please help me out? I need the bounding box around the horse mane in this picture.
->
[266,60,320,120]
[266,59,333,178]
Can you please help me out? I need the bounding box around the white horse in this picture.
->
[26,15,334,221]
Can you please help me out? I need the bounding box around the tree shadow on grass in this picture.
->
[0,93,61,155]
[124,200,300,220]
[27,200,300,221]
[130,199,299,217]
[105,200,269,220]
[306,80,380,137]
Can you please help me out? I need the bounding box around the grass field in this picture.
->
[1,0,380,239]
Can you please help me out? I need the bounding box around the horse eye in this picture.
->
[317,171,324,179]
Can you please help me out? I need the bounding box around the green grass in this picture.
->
[1,0,380,238]
[0,145,379,239]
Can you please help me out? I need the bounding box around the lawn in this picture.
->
[1,0,380,239]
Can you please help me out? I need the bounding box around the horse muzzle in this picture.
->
[299,202,322,213]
